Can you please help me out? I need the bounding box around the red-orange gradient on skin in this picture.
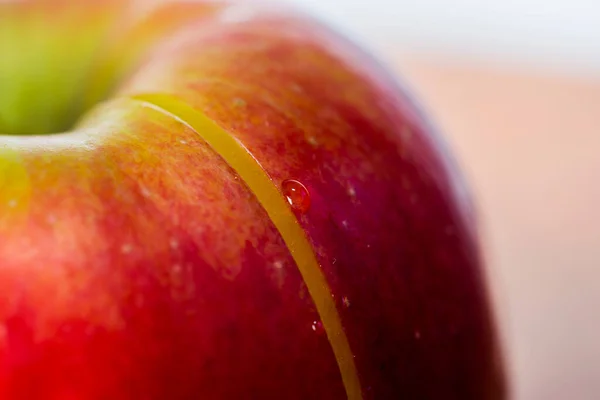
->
[0,100,346,399]
[0,1,506,399]
[120,4,506,399]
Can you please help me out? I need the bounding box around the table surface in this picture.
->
[392,55,600,400]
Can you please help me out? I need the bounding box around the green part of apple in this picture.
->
[0,6,109,135]
[0,1,224,136]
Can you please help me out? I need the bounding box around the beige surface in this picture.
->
[393,56,600,400]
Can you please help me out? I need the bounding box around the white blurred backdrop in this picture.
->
[282,1,600,400]
[285,0,600,76]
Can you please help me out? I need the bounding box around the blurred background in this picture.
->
[283,0,600,399]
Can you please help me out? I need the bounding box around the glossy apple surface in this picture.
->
[0,1,506,399]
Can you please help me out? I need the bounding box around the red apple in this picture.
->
[0,1,506,399]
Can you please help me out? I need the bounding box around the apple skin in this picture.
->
[0,1,506,399]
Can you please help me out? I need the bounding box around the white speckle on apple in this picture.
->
[341,220,349,229]
[179,139,187,145]
[342,296,351,308]
[171,263,182,275]
[414,330,421,339]
[120,244,133,254]
[307,136,318,147]
[347,185,356,198]
[169,239,179,249]
[7,199,17,208]
[290,83,303,93]
[140,186,151,198]
[270,261,285,288]
[232,97,246,107]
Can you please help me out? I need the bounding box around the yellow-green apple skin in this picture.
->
[0,1,507,399]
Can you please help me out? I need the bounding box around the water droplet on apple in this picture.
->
[282,179,310,213]
[311,320,324,335]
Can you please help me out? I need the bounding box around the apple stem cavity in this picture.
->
[0,3,126,136]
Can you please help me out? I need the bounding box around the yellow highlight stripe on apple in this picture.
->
[132,92,363,400]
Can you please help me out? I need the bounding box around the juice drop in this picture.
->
[282,179,310,213]
[311,320,324,335]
